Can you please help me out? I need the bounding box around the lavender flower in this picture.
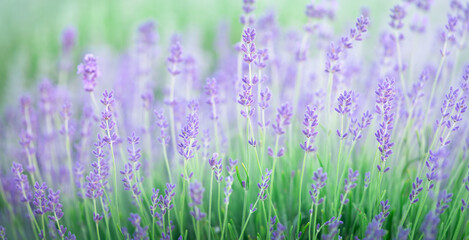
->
[77,54,100,92]
[11,162,31,202]
[238,75,256,118]
[375,76,396,172]
[349,111,373,142]
[154,110,170,145]
[420,211,439,240]
[177,106,199,160]
[309,168,327,205]
[204,78,220,120]
[32,182,49,215]
[321,216,343,240]
[335,90,353,138]
[435,190,453,215]
[258,88,272,129]
[272,103,293,135]
[208,153,223,182]
[85,135,109,200]
[257,168,272,201]
[462,165,469,212]
[0,226,5,240]
[157,183,176,222]
[61,27,76,55]
[128,213,149,240]
[100,90,118,145]
[240,0,255,26]
[409,177,423,204]
[189,181,206,221]
[341,168,359,205]
[167,39,183,76]
[325,15,369,73]
[224,159,238,204]
[137,20,157,52]
[389,5,406,30]
[364,172,371,189]
[437,87,466,147]
[361,201,390,240]
[270,216,286,240]
[150,188,160,218]
[300,105,319,152]
[47,189,64,222]
[120,132,142,202]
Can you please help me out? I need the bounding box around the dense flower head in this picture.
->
[32,182,49,215]
[241,28,257,64]
[389,5,406,29]
[177,108,199,160]
[11,162,32,202]
[325,15,369,73]
[375,76,396,171]
[310,168,327,205]
[61,26,76,54]
[208,153,223,182]
[321,216,343,240]
[257,168,272,201]
[270,216,286,240]
[189,181,206,221]
[420,211,439,240]
[100,90,118,145]
[77,54,100,92]
[258,87,272,110]
[437,87,466,147]
[364,172,371,189]
[238,75,257,118]
[167,38,183,76]
[435,190,453,215]
[349,111,373,142]
[128,213,149,240]
[341,168,359,205]
[409,177,423,204]
[335,90,353,116]
[301,105,319,152]
[154,110,170,145]
[254,48,268,69]
[137,20,157,50]
[47,189,64,222]
[86,135,109,199]
[0,226,5,240]
[272,103,293,135]
[158,183,176,216]
[204,78,220,120]
[240,0,255,25]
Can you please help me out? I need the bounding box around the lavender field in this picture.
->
[1,0,469,239]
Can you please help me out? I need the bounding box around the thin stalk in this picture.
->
[238,198,260,240]
[296,152,309,236]
[208,172,214,240]
[93,199,101,240]
[220,202,230,240]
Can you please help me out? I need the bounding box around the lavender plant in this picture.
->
[1,1,469,240]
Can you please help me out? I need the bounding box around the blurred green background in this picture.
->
[0,0,414,107]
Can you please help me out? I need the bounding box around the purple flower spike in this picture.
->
[272,103,293,135]
[409,177,423,204]
[177,105,199,160]
[11,162,32,203]
[33,182,49,215]
[189,181,206,221]
[77,54,100,92]
[389,5,406,30]
[154,110,170,145]
[208,153,223,182]
[242,28,257,64]
[167,38,183,76]
[128,213,149,240]
[47,189,64,222]
[375,76,396,170]
[257,169,272,201]
[321,216,343,240]
[310,168,327,205]
[301,105,319,152]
